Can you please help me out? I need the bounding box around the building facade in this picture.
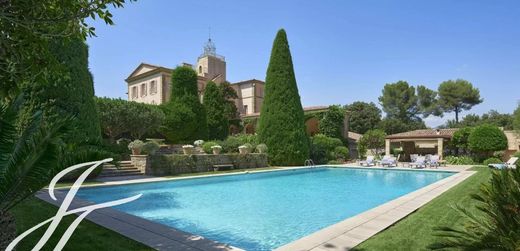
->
[125,39,264,116]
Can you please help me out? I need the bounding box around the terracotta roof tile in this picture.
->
[386,128,459,139]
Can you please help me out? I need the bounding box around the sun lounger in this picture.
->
[429,155,440,168]
[359,156,375,166]
[379,155,397,167]
[488,157,518,170]
[410,156,427,168]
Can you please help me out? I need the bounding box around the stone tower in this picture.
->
[196,38,226,84]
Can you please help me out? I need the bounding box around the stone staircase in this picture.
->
[98,160,143,178]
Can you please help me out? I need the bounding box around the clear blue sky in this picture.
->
[87,0,520,127]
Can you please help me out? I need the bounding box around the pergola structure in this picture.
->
[385,128,459,161]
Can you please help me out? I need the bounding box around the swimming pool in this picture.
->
[76,167,454,250]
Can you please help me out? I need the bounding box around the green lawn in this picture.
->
[11,197,152,251]
[353,166,491,251]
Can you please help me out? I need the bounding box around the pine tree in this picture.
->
[257,29,309,165]
[203,81,228,140]
[21,37,101,145]
[161,66,208,142]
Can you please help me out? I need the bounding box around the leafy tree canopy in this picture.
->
[445,110,513,129]
[468,124,507,154]
[344,101,381,134]
[358,129,386,156]
[257,29,309,166]
[0,0,134,101]
[438,79,482,123]
[378,117,426,135]
[514,103,520,134]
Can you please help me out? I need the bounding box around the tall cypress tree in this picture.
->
[161,66,208,142]
[21,37,101,145]
[257,29,309,165]
[203,81,228,140]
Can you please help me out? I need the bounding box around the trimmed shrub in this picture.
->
[483,157,502,166]
[202,141,219,154]
[334,146,349,160]
[310,134,343,164]
[445,156,475,165]
[220,134,258,153]
[161,66,208,143]
[142,141,160,155]
[204,81,229,140]
[451,127,473,152]
[468,124,507,158]
[257,29,310,166]
[357,129,386,157]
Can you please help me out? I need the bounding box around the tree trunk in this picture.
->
[455,109,460,123]
[0,211,16,251]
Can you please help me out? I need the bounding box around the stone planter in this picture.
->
[0,211,16,251]
[131,148,141,155]
[238,147,251,154]
[182,145,194,155]
[212,147,222,155]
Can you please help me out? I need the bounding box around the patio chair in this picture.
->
[379,155,397,167]
[488,157,518,170]
[359,156,375,166]
[410,154,419,162]
[410,156,427,168]
[429,155,440,168]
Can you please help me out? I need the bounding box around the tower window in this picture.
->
[199,65,202,74]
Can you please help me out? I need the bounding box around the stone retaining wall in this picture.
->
[131,153,268,176]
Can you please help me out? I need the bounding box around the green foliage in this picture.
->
[334,146,349,160]
[378,117,426,135]
[202,141,220,154]
[430,168,520,250]
[218,81,240,121]
[451,127,473,151]
[161,66,208,143]
[379,81,419,121]
[0,96,114,213]
[468,124,508,155]
[417,85,442,117]
[142,141,160,155]
[220,134,258,153]
[358,129,386,156]
[514,152,520,169]
[344,101,381,134]
[483,157,502,166]
[310,134,344,164]
[438,79,483,123]
[513,103,520,134]
[0,0,133,101]
[127,140,144,150]
[21,37,101,145]
[203,82,228,140]
[444,156,475,165]
[150,154,268,175]
[95,97,165,141]
[257,29,310,166]
[446,110,513,129]
[319,105,345,139]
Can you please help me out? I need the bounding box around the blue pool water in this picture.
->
[76,167,453,250]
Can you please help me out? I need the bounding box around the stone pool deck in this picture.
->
[39,165,475,251]
[275,168,475,251]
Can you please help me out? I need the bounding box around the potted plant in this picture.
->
[142,141,160,155]
[182,144,195,155]
[211,145,222,155]
[128,140,145,155]
[256,143,268,154]
[194,140,204,147]
[238,143,253,154]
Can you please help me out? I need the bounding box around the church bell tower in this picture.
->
[196,37,226,84]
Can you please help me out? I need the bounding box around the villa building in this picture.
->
[125,38,265,116]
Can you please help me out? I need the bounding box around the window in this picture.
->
[150,80,157,95]
[199,65,202,74]
[140,83,147,97]
[132,86,138,99]
[243,105,248,114]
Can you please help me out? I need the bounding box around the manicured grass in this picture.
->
[10,197,153,251]
[163,166,281,178]
[353,166,491,250]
